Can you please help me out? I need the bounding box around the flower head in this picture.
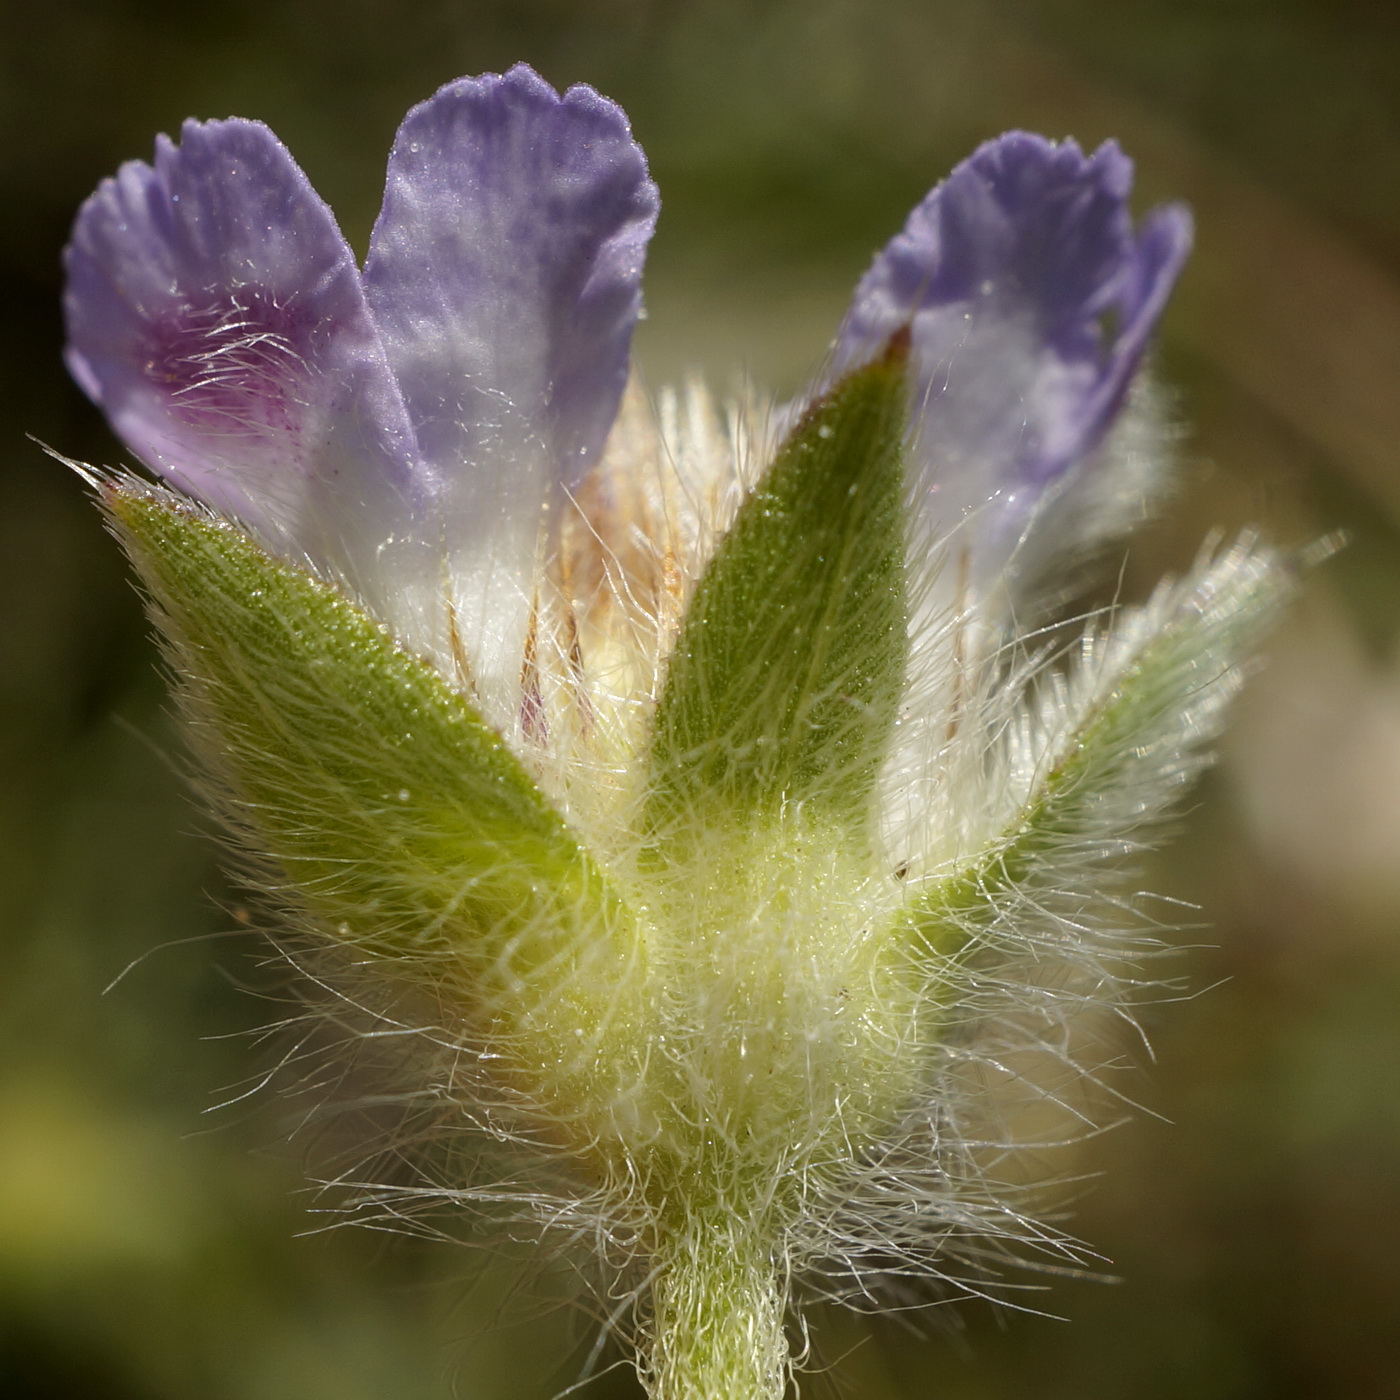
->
[64,64,1283,1400]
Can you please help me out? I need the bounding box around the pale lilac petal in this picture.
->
[63,118,426,580]
[833,133,1192,585]
[362,63,658,716]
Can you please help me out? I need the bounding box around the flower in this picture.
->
[64,64,1285,1400]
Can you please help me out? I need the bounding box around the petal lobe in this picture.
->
[361,63,660,722]
[63,118,424,574]
[833,133,1192,584]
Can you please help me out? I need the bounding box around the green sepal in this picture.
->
[899,543,1287,965]
[106,484,644,1063]
[644,339,910,841]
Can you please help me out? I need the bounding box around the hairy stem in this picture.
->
[647,1218,788,1400]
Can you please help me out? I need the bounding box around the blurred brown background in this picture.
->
[4,1,1400,1396]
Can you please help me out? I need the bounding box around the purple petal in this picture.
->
[63,118,425,573]
[832,133,1192,581]
[361,63,658,714]
[364,64,657,488]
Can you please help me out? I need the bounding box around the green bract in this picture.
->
[108,485,651,1129]
[646,338,908,838]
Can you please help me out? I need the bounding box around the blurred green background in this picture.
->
[4,1,1400,1396]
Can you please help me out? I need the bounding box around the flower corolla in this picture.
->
[63,64,1284,1400]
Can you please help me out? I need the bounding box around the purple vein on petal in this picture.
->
[360,63,658,717]
[832,133,1192,587]
[63,117,427,582]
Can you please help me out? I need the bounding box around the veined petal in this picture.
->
[833,133,1192,593]
[362,63,659,726]
[63,119,427,593]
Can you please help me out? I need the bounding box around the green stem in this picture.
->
[647,1219,788,1400]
